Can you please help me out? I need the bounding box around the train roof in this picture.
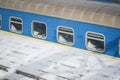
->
[0,0,120,29]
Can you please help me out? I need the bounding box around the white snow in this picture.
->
[0,32,120,80]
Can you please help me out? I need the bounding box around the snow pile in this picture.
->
[0,32,120,80]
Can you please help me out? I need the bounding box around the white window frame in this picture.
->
[57,26,74,46]
[0,15,2,28]
[31,20,47,39]
[9,16,23,34]
[86,31,105,52]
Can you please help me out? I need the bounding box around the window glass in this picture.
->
[10,17,23,33]
[86,32,105,52]
[119,40,120,55]
[32,21,47,39]
[0,15,2,28]
[57,26,74,45]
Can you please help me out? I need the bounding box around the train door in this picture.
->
[86,31,105,52]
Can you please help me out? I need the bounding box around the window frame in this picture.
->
[31,20,47,39]
[86,31,105,52]
[57,26,75,46]
[9,16,23,34]
[0,15,2,28]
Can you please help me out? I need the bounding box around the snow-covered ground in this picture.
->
[0,31,120,80]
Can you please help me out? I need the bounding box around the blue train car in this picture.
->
[93,0,120,4]
[0,0,120,57]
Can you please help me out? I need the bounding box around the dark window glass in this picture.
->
[119,40,120,55]
[58,26,74,45]
[10,17,22,33]
[0,16,1,28]
[86,32,105,52]
[32,21,46,39]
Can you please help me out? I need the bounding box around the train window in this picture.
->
[9,16,23,34]
[86,32,105,52]
[0,15,1,28]
[32,21,47,39]
[119,40,120,55]
[57,26,74,45]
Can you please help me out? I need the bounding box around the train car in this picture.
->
[0,0,120,58]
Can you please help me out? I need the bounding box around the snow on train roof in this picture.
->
[0,31,120,80]
[0,0,120,29]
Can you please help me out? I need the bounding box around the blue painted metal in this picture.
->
[92,0,120,4]
[0,8,120,57]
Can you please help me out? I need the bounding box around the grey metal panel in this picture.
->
[0,0,120,28]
